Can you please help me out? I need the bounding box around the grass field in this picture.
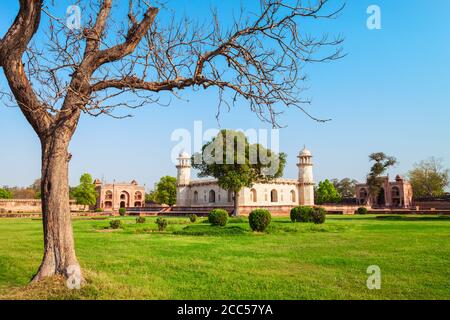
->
[0,215,449,300]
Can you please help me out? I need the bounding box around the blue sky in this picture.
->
[0,0,449,190]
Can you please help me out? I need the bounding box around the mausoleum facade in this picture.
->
[175,147,315,209]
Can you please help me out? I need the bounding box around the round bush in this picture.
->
[249,209,272,232]
[110,220,123,229]
[188,214,198,223]
[118,208,126,216]
[156,217,168,231]
[136,216,146,224]
[208,209,229,226]
[356,207,368,215]
[290,206,314,222]
[290,207,300,222]
[311,207,327,224]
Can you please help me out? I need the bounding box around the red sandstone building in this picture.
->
[94,179,145,212]
[356,175,413,208]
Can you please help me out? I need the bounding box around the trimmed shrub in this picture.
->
[188,214,198,223]
[290,206,314,222]
[249,209,272,232]
[208,209,229,226]
[118,208,126,216]
[290,207,300,222]
[136,216,146,224]
[156,217,168,231]
[110,220,123,229]
[95,208,103,213]
[311,207,327,224]
[356,207,368,215]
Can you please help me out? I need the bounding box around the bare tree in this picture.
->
[0,0,344,283]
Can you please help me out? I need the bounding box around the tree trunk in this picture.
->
[31,134,82,285]
[233,191,240,217]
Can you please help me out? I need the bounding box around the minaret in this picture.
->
[176,151,191,206]
[297,146,315,206]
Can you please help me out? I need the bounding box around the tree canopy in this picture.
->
[331,178,358,198]
[408,157,449,198]
[0,188,13,199]
[192,130,286,215]
[71,173,98,206]
[148,176,177,206]
[366,152,397,200]
[316,179,341,204]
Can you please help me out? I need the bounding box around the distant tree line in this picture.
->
[0,179,41,199]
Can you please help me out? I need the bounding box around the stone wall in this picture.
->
[0,199,89,213]
[412,201,450,210]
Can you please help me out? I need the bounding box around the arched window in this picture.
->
[359,188,368,199]
[250,189,257,203]
[120,191,130,207]
[391,186,400,197]
[105,190,113,200]
[290,190,296,203]
[193,191,199,204]
[271,189,278,203]
[209,190,216,203]
[228,190,233,203]
[135,191,142,200]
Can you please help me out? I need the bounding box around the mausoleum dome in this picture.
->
[299,146,312,157]
[179,151,190,158]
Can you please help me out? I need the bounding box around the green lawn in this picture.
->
[0,215,449,300]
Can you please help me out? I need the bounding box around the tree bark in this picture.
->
[31,134,82,283]
[233,191,240,217]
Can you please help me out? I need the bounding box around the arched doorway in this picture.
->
[227,190,233,203]
[193,191,199,204]
[271,189,278,202]
[377,188,386,207]
[290,190,296,203]
[359,188,368,205]
[391,186,401,207]
[209,190,216,203]
[120,191,130,208]
[250,189,257,203]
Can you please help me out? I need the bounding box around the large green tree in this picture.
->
[316,179,341,204]
[192,130,286,216]
[71,174,98,207]
[331,178,358,198]
[366,152,397,204]
[408,157,449,198]
[150,176,177,206]
[0,0,342,283]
